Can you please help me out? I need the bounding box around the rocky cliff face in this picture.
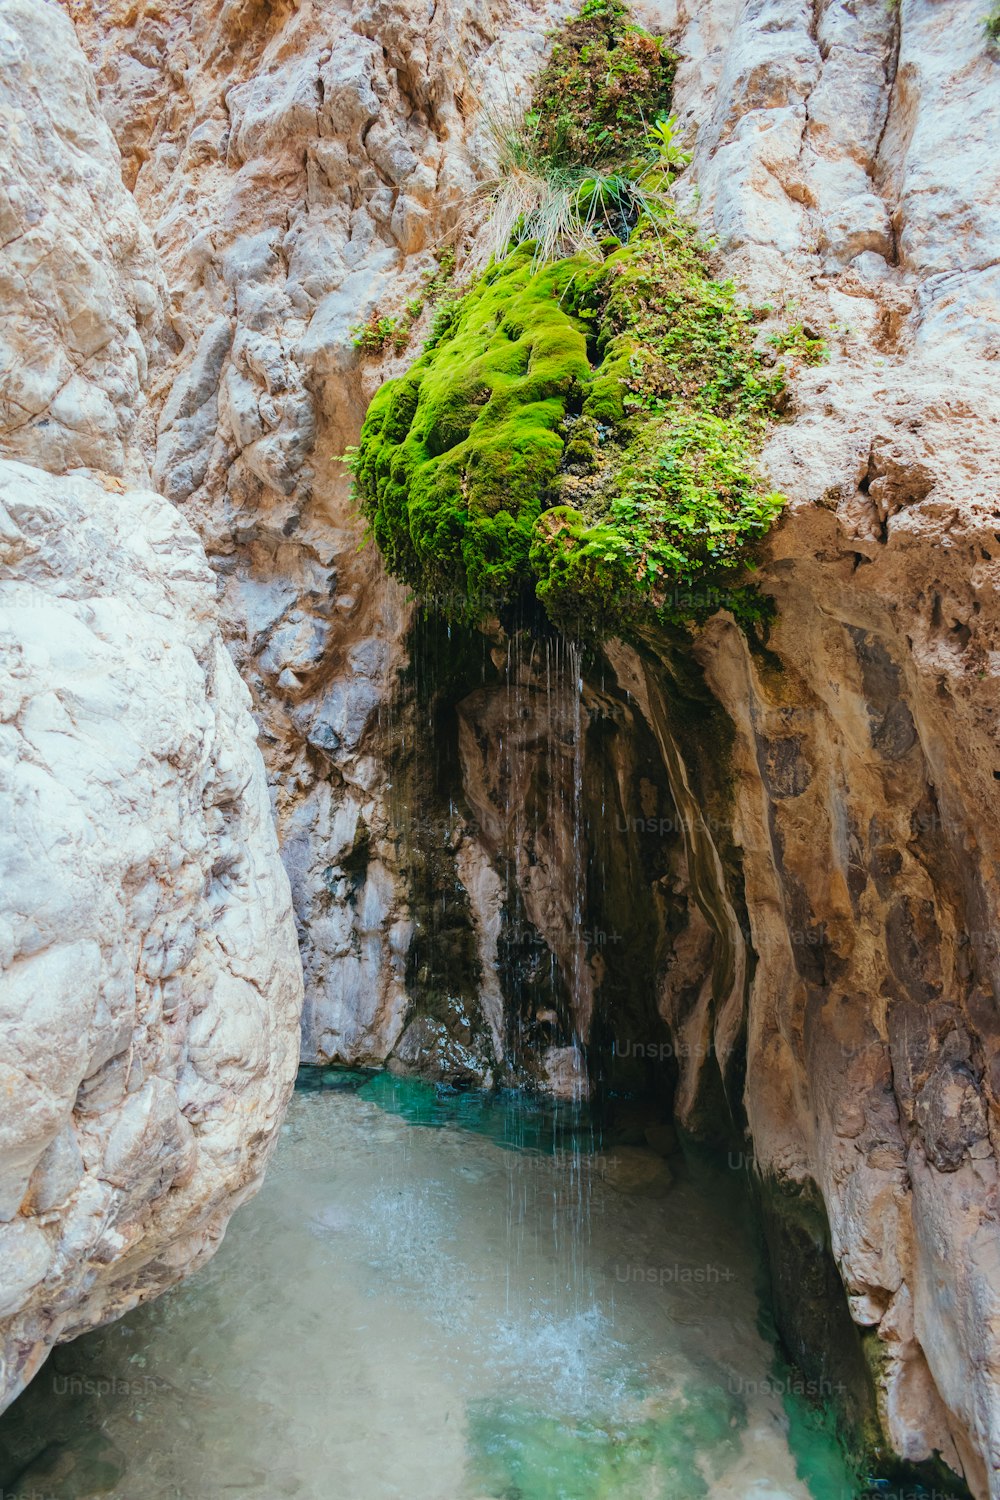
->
[667,2,1000,1491]
[38,0,1000,1491]
[61,0,571,1068]
[0,0,303,1408]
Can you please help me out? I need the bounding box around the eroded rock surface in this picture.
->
[0,0,165,480]
[0,0,302,1410]
[0,460,302,1409]
[62,0,573,1068]
[654,2,1000,1491]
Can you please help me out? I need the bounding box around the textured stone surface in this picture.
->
[0,0,302,1412]
[0,0,165,481]
[659,2,1000,1491]
[61,0,571,1069]
[0,460,302,1409]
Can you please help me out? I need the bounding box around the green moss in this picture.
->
[527,0,677,168]
[353,248,604,615]
[350,0,786,637]
[353,213,785,636]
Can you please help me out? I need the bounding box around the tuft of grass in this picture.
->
[470,107,693,270]
[470,143,675,269]
[987,1,1000,41]
[466,0,685,268]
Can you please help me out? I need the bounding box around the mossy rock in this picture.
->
[353,217,786,638]
[353,249,605,616]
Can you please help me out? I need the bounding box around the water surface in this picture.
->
[0,1074,857,1499]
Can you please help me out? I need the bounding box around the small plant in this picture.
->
[767,322,829,367]
[646,114,691,175]
[424,297,462,350]
[352,312,408,353]
[987,1,1000,41]
[352,247,458,357]
[422,246,456,298]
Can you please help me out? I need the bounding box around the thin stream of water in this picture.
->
[0,1075,859,1500]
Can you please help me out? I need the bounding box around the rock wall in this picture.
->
[0,0,303,1409]
[0,461,303,1410]
[658,1,1000,1492]
[377,619,680,1096]
[0,0,165,480]
[60,0,572,1067]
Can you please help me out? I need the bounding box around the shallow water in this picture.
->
[0,1074,860,1500]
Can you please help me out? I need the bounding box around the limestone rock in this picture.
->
[57,0,574,1075]
[0,0,165,481]
[656,1,1000,1490]
[0,459,303,1408]
[0,0,302,1409]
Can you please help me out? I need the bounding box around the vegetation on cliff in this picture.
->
[526,0,676,167]
[351,0,786,638]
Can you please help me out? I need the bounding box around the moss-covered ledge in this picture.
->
[351,218,786,641]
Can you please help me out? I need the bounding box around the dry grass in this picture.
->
[463,99,675,270]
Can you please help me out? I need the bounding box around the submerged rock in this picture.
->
[602,1147,673,1198]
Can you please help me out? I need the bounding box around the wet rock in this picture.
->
[390,1014,489,1088]
[759,736,812,800]
[603,1147,673,1199]
[915,1058,990,1173]
[542,1045,589,1102]
[644,1122,679,1159]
